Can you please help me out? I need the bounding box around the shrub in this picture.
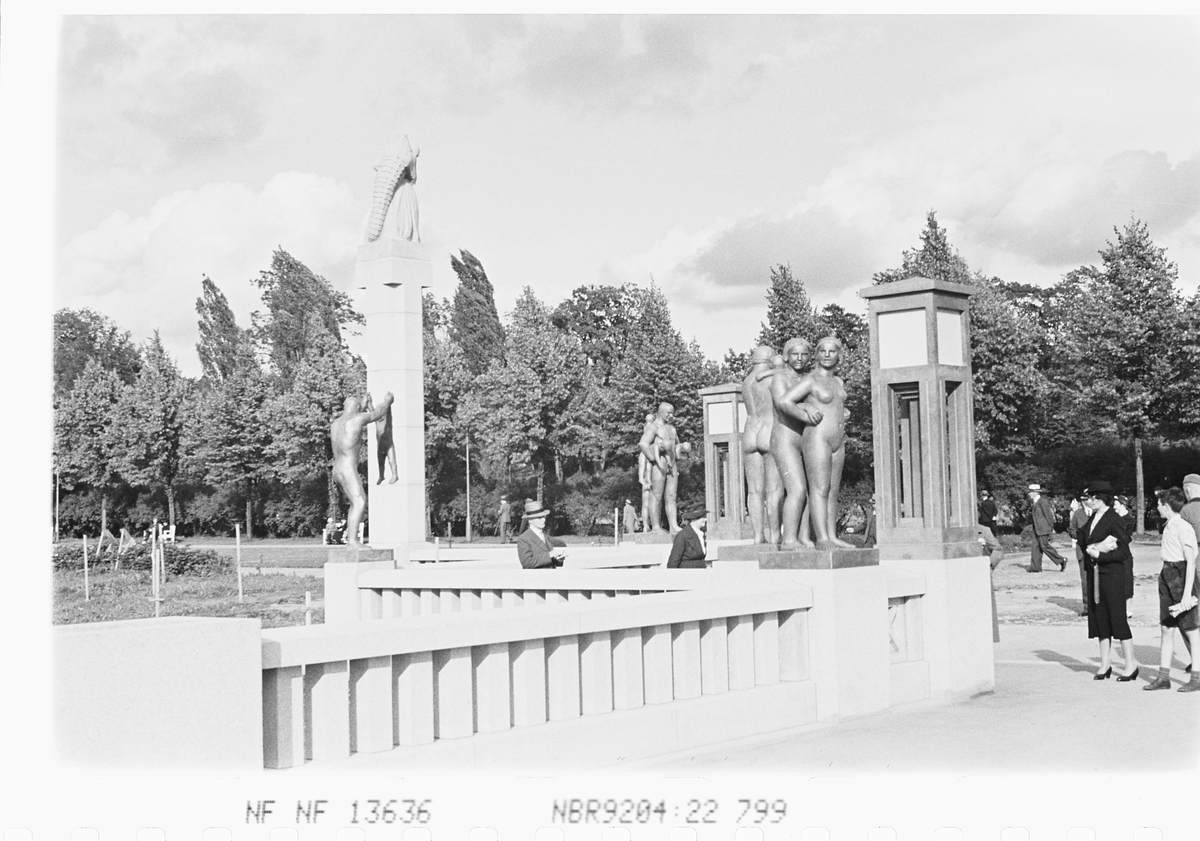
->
[52,542,231,576]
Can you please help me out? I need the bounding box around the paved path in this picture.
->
[628,623,1199,771]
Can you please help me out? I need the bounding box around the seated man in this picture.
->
[517,500,566,569]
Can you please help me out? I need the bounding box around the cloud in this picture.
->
[57,171,361,377]
[963,150,1200,267]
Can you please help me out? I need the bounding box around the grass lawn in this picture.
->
[53,567,324,628]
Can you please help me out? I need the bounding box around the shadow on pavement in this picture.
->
[1045,595,1086,615]
[1031,648,1094,673]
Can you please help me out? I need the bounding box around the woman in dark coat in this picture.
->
[1081,482,1140,681]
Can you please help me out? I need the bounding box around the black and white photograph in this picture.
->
[4,6,1199,838]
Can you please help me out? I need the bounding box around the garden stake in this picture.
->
[83,535,90,602]
[236,523,243,603]
[614,507,619,546]
[305,591,312,626]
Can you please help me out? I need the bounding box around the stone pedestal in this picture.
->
[717,544,879,569]
[356,238,430,560]
[623,532,675,545]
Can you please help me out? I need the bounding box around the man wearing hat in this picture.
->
[517,500,566,569]
[667,506,709,569]
[1028,483,1067,573]
[497,496,512,544]
[622,498,638,538]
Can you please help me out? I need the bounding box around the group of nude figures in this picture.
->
[742,336,853,550]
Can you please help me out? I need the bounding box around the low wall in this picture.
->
[261,579,814,769]
[54,617,263,769]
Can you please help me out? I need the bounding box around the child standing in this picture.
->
[1144,487,1200,692]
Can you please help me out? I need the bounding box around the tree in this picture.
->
[873,210,972,285]
[54,358,126,535]
[53,308,142,402]
[551,284,641,385]
[251,249,362,388]
[195,275,244,385]
[110,333,188,527]
[193,347,274,537]
[757,263,821,351]
[1043,218,1185,531]
[449,250,505,378]
[264,324,366,520]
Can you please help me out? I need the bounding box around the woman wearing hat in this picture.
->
[1112,494,1137,611]
[667,507,709,569]
[1081,481,1140,681]
[516,500,566,569]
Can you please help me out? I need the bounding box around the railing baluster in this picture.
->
[440,589,461,613]
[699,618,730,695]
[473,642,512,733]
[263,666,304,768]
[671,620,702,699]
[580,631,614,715]
[420,588,440,615]
[433,647,474,739]
[511,639,548,726]
[642,624,673,704]
[546,635,581,720]
[360,588,383,620]
[393,651,434,745]
[399,589,420,617]
[350,655,392,753]
[752,612,780,685]
[304,660,350,761]
[382,589,402,618]
[612,627,645,709]
[727,614,755,690]
[778,608,809,681]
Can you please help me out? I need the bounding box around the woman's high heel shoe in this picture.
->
[1116,667,1140,682]
[1094,667,1112,680]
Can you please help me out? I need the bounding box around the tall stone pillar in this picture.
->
[355,237,429,560]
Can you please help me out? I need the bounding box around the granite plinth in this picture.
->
[717,544,879,569]
[624,532,675,545]
[877,540,983,561]
[327,546,395,564]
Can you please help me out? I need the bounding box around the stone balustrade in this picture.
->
[261,578,813,769]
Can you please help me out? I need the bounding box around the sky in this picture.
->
[43,13,1200,377]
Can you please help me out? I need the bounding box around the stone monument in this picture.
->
[348,133,431,562]
[637,402,684,534]
[330,393,394,547]
[742,345,782,544]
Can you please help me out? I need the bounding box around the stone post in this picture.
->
[355,237,430,561]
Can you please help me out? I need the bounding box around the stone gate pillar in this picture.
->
[355,238,429,560]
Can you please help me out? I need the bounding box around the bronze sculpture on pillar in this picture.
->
[742,345,783,544]
[770,338,817,547]
[638,402,683,533]
[781,336,853,549]
[331,392,394,546]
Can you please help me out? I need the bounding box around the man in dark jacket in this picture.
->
[1028,483,1067,572]
[667,507,709,569]
[516,500,565,569]
[1068,494,1091,613]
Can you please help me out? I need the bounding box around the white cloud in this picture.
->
[57,171,361,376]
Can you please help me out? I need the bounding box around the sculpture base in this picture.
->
[624,532,676,545]
[327,546,395,564]
[716,544,880,569]
[877,540,983,561]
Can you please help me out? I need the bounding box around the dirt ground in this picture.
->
[991,537,1165,627]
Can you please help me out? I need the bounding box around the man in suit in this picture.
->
[667,506,709,569]
[516,500,565,569]
[1067,494,1092,614]
[621,499,637,537]
[497,496,512,543]
[1028,483,1067,572]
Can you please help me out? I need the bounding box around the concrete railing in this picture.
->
[406,545,668,569]
[260,578,813,769]
[351,568,710,620]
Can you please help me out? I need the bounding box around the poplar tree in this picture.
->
[756,263,820,351]
[450,250,505,378]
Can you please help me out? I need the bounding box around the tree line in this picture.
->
[52,214,1200,540]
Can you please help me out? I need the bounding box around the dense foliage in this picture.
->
[51,216,1200,540]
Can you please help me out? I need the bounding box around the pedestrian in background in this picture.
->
[497,496,512,543]
[1113,494,1137,613]
[1143,487,1200,692]
[1081,481,1140,681]
[1067,495,1090,614]
[1028,484,1067,572]
[976,489,1004,570]
[622,498,638,538]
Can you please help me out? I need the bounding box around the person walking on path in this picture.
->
[1028,484,1067,572]
[497,496,512,543]
[1068,495,1091,614]
[1080,481,1140,681]
[1172,473,1200,671]
[1143,487,1200,692]
[667,507,709,569]
[622,499,638,538]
